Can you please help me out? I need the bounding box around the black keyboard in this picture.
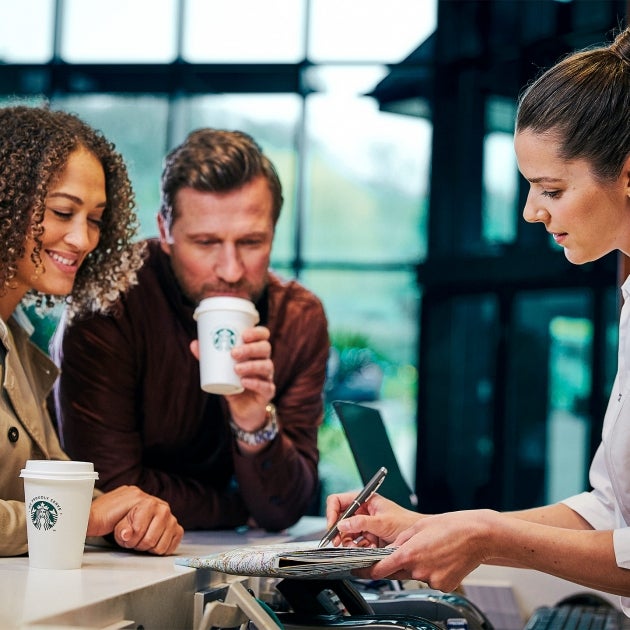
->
[524,604,630,629]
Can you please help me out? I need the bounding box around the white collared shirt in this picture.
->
[562,274,630,613]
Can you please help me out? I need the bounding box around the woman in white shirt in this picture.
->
[325,25,630,607]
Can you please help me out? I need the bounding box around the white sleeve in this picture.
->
[561,442,630,572]
[561,443,617,530]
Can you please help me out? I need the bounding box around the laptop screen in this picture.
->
[332,400,418,511]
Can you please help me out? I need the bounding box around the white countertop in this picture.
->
[2,516,616,630]
[0,517,328,629]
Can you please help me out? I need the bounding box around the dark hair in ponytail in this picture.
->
[516,26,630,181]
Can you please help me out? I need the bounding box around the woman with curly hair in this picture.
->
[0,105,145,317]
[0,104,183,556]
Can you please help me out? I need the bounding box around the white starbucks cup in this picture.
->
[20,460,98,570]
[193,297,260,395]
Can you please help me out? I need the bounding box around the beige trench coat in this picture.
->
[0,312,68,556]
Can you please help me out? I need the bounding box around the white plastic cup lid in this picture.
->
[20,460,98,479]
[194,297,259,323]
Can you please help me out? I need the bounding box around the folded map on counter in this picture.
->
[175,540,395,579]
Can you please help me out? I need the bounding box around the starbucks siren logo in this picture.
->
[213,327,237,351]
[30,500,59,531]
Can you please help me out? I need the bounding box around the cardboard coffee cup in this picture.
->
[20,460,98,569]
[193,297,260,395]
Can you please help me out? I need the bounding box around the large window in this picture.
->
[0,0,436,509]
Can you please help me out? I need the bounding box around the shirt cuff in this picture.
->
[561,492,615,530]
[613,529,630,569]
[613,531,630,616]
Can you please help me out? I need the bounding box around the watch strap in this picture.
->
[229,404,278,446]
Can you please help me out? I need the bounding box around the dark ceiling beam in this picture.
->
[418,249,617,296]
[0,62,307,96]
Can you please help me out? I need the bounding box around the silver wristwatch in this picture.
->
[229,404,278,445]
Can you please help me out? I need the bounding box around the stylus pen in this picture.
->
[318,466,388,548]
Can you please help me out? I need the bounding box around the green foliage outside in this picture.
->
[317,329,418,512]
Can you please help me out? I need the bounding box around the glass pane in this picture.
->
[183,0,305,62]
[509,291,593,507]
[546,316,591,502]
[309,0,437,62]
[171,94,301,264]
[304,269,420,369]
[61,0,178,62]
[300,269,420,503]
[0,0,54,62]
[419,295,498,511]
[482,131,519,244]
[482,97,519,245]
[302,65,388,95]
[303,94,430,263]
[53,95,170,238]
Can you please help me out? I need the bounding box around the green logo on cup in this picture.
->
[30,500,59,531]
[213,327,236,351]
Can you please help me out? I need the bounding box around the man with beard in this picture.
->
[51,129,329,532]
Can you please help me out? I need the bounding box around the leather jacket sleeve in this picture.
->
[232,295,329,530]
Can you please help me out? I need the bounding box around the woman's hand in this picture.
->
[325,491,421,547]
[355,509,498,591]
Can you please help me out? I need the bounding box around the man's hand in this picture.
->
[229,325,275,418]
[191,326,275,455]
[191,325,275,432]
[87,485,183,555]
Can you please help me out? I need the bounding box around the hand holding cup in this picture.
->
[193,297,260,395]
